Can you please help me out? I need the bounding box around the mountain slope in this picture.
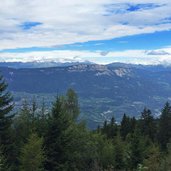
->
[1,63,171,128]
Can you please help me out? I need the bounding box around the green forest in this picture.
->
[1,73,171,171]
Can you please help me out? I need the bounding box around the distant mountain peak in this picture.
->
[0,61,94,69]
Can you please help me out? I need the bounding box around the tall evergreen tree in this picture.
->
[108,117,118,139]
[13,100,33,146]
[0,147,9,171]
[120,114,131,140]
[113,135,126,170]
[20,133,45,171]
[13,99,39,168]
[101,117,117,139]
[102,120,108,134]
[65,88,80,120]
[31,97,37,119]
[40,98,46,118]
[35,98,48,137]
[158,102,171,150]
[139,108,156,141]
[128,130,146,170]
[130,116,137,131]
[0,74,15,169]
[143,144,161,171]
[44,96,72,171]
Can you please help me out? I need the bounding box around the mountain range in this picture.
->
[0,61,93,68]
[1,62,171,128]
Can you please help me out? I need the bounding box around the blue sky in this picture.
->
[0,0,171,64]
[20,22,42,30]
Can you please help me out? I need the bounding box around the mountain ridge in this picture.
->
[1,62,171,128]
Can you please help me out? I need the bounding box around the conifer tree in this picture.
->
[128,130,146,170]
[120,114,131,140]
[65,88,80,120]
[31,97,37,119]
[113,134,126,170]
[108,117,117,139]
[139,108,156,141]
[160,142,171,170]
[0,74,14,169]
[102,120,108,134]
[130,116,137,131]
[40,98,46,118]
[44,96,72,171]
[13,100,33,146]
[158,102,171,150]
[0,147,9,171]
[20,133,45,171]
[35,98,48,137]
[143,144,161,171]
[101,117,117,139]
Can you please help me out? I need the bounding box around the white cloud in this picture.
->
[1,47,171,65]
[0,0,171,50]
[146,50,170,55]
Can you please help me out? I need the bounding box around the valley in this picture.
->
[1,62,171,128]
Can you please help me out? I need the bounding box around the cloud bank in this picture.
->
[0,0,171,50]
[1,47,171,65]
[0,0,171,64]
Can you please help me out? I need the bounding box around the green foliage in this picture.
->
[0,147,10,171]
[101,117,118,139]
[139,108,156,141]
[120,114,132,140]
[13,100,34,147]
[19,133,45,171]
[158,102,171,150]
[1,70,171,171]
[143,144,161,171]
[95,135,115,169]
[44,96,72,171]
[113,135,126,170]
[0,74,15,170]
[137,164,148,171]
[63,124,102,170]
[127,129,147,170]
[65,88,80,120]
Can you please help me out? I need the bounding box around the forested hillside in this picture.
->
[1,73,171,171]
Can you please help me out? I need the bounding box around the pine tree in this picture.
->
[0,147,10,171]
[44,96,72,171]
[65,88,80,120]
[113,134,126,170]
[102,120,108,133]
[20,133,45,171]
[130,116,137,131]
[139,108,156,141]
[158,102,171,150]
[143,144,161,171]
[120,114,131,140]
[159,141,171,170]
[101,117,117,139]
[13,100,33,146]
[31,97,37,119]
[40,98,46,118]
[128,129,146,170]
[63,123,100,170]
[35,98,48,137]
[0,74,15,169]
[108,117,117,139]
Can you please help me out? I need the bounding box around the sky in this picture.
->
[0,0,171,65]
